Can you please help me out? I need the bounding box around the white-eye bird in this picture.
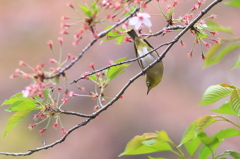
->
[127,29,164,94]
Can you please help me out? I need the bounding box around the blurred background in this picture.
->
[0,0,239,159]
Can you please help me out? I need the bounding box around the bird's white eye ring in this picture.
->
[146,81,150,86]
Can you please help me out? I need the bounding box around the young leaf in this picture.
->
[5,100,38,112]
[119,132,172,156]
[167,8,174,17]
[214,128,240,139]
[2,92,26,105]
[196,29,208,40]
[211,101,237,115]
[224,150,240,159]
[79,5,91,17]
[103,36,119,42]
[91,1,99,14]
[148,156,166,159]
[116,35,124,45]
[206,21,232,34]
[199,128,240,159]
[230,87,240,116]
[157,130,172,143]
[224,0,240,8]
[3,110,32,137]
[2,92,39,112]
[205,43,222,60]
[198,136,221,159]
[89,74,97,81]
[184,137,201,156]
[203,44,239,67]
[232,53,240,69]
[124,6,137,17]
[179,115,216,146]
[199,84,234,106]
[43,89,51,97]
[203,43,222,68]
[107,56,130,82]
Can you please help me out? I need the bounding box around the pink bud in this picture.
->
[10,74,19,78]
[89,63,95,70]
[66,3,74,8]
[60,30,68,35]
[47,40,53,50]
[19,61,27,66]
[61,127,68,135]
[209,14,217,19]
[58,37,63,46]
[49,59,57,63]
[28,124,36,130]
[53,122,58,129]
[61,16,70,20]
[39,128,46,135]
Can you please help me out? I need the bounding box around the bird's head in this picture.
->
[146,75,161,95]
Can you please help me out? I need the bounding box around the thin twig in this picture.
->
[71,40,172,84]
[44,0,152,80]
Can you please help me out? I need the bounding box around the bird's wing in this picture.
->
[143,39,160,57]
[133,43,145,72]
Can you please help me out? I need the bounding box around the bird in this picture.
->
[127,29,164,94]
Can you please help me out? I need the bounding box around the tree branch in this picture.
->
[71,25,185,84]
[0,0,223,156]
[44,0,152,80]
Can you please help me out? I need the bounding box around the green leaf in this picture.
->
[214,128,240,139]
[89,74,97,81]
[199,136,221,159]
[232,53,240,69]
[107,32,119,36]
[203,44,239,67]
[33,94,43,104]
[167,8,174,16]
[2,92,39,112]
[79,5,91,17]
[179,115,216,146]
[102,33,120,43]
[199,84,234,106]
[203,43,222,68]
[211,101,237,115]
[184,137,201,156]
[148,156,166,159]
[196,29,208,40]
[2,92,26,105]
[55,76,60,84]
[91,1,99,14]
[43,89,51,97]
[199,128,240,159]
[3,110,32,137]
[116,35,124,45]
[225,150,240,159]
[224,0,240,8]
[206,21,232,34]
[119,132,172,156]
[124,6,137,17]
[5,100,38,112]
[107,56,130,82]
[102,36,119,43]
[230,87,240,116]
[157,130,172,143]
[205,43,222,60]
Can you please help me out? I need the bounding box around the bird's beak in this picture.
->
[147,88,150,95]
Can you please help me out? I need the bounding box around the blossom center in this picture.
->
[138,16,143,21]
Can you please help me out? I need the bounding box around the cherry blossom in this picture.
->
[129,12,152,30]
